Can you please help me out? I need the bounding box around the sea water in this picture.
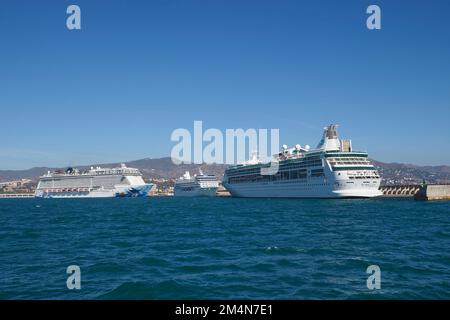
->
[0,197,449,299]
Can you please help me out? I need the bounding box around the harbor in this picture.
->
[0,0,449,307]
[4,185,450,201]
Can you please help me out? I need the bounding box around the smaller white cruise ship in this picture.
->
[35,164,153,198]
[174,170,219,197]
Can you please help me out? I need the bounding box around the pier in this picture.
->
[216,185,231,197]
[379,184,450,200]
[379,185,421,197]
[0,193,35,198]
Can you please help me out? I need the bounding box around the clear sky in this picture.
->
[0,0,449,169]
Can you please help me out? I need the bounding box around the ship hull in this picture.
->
[174,187,218,197]
[223,180,381,198]
[35,184,153,198]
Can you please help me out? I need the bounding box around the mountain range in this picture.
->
[1,157,449,186]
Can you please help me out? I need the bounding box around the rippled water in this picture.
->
[0,197,449,299]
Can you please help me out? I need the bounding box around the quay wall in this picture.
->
[0,193,35,198]
[379,185,420,197]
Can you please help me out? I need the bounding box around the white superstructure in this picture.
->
[174,170,219,197]
[223,124,382,198]
[35,164,153,198]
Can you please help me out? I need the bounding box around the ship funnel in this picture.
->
[183,171,191,180]
[325,124,338,139]
[316,124,341,151]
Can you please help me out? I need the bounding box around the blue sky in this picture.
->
[0,0,449,169]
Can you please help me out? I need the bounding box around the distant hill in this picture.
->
[0,167,53,182]
[1,157,449,186]
[371,160,450,185]
[122,158,226,180]
[0,158,226,183]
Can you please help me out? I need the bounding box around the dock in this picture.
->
[379,185,420,197]
[216,186,231,197]
[0,193,35,198]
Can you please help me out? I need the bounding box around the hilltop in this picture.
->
[1,157,449,186]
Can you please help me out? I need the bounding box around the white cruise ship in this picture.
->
[223,124,382,198]
[35,164,153,198]
[174,170,219,197]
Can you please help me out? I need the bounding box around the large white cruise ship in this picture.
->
[35,164,153,198]
[223,124,382,198]
[174,170,219,197]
